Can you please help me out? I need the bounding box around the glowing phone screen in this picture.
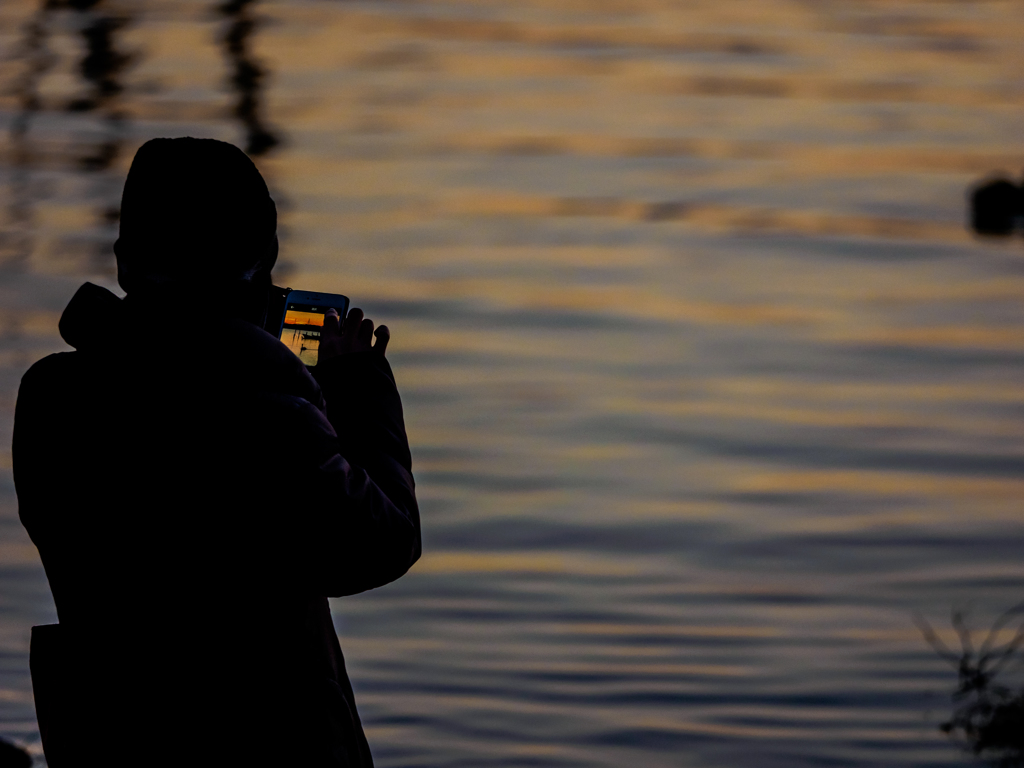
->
[279,303,330,366]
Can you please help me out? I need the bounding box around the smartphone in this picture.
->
[274,289,350,367]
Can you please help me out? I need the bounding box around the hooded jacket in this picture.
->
[13,282,420,767]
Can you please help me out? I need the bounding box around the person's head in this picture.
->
[114,137,278,293]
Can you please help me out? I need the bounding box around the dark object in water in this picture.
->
[916,603,1024,767]
[0,737,32,768]
[969,177,1023,236]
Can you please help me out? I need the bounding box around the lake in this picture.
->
[2,1,1024,765]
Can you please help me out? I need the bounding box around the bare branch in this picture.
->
[952,609,975,657]
[914,612,961,666]
[985,621,1024,677]
[979,600,1024,657]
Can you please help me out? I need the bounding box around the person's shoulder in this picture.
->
[20,351,81,391]
[15,352,89,427]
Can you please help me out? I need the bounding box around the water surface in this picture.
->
[2,1,1024,765]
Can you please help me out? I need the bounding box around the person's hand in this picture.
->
[319,307,389,363]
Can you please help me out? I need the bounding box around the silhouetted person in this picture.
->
[12,137,420,767]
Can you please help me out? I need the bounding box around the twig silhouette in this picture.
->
[917,603,1024,767]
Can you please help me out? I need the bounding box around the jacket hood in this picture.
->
[58,282,125,353]
[58,282,326,411]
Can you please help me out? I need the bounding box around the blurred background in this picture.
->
[2,1,1024,765]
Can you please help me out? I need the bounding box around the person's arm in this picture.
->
[301,307,420,595]
[313,306,408,484]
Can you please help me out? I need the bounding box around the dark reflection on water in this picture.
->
[2,3,51,269]
[3,0,133,273]
[59,2,129,108]
[61,0,132,269]
[2,0,283,285]
[217,0,279,156]
[64,0,133,265]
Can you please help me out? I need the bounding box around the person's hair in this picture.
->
[115,137,277,286]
